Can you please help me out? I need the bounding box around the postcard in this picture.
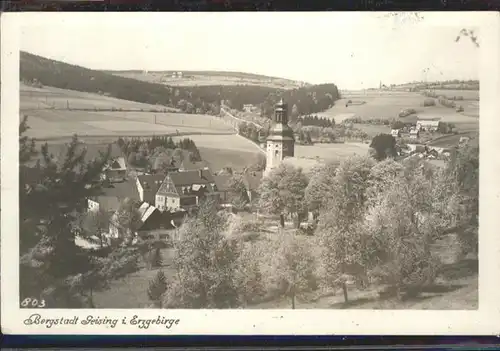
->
[1,11,499,335]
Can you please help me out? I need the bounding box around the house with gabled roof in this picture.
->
[136,174,165,204]
[102,156,127,182]
[155,169,219,212]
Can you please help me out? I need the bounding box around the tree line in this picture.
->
[296,115,335,128]
[20,52,339,118]
[259,84,340,121]
[116,136,202,169]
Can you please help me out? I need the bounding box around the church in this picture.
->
[264,99,319,176]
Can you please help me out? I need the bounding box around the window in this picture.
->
[275,150,279,156]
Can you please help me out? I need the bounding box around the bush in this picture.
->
[423,98,436,107]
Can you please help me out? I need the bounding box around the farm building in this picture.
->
[416,120,441,132]
[155,169,219,212]
[136,174,166,204]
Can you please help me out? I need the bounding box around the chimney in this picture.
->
[199,169,203,179]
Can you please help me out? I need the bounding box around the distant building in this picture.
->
[416,120,441,132]
[243,104,254,112]
[409,129,420,139]
[391,129,401,137]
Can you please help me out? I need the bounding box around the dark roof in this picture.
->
[213,174,232,192]
[157,169,216,196]
[243,171,263,191]
[169,169,214,186]
[98,178,140,202]
[137,174,165,192]
[179,159,210,171]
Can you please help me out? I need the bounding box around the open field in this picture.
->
[426,89,479,100]
[107,71,304,89]
[20,85,235,139]
[295,142,370,161]
[318,90,479,132]
[20,84,180,112]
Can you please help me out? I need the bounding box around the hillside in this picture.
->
[104,70,307,89]
[20,51,340,117]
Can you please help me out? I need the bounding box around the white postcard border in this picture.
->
[1,12,499,335]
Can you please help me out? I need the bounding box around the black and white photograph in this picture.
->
[2,12,499,335]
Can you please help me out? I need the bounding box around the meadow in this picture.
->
[20,84,180,112]
[318,90,479,132]
[430,89,480,101]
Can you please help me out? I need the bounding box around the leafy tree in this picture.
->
[369,133,397,161]
[234,245,265,306]
[147,270,168,308]
[268,232,316,309]
[391,121,405,130]
[248,153,266,172]
[162,200,241,308]
[113,199,143,244]
[444,144,479,255]
[77,208,110,248]
[305,161,341,212]
[315,155,375,303]
[258,163,309,228]
[149,247,164,269]
[362,169,442,300]
[227,174,250,209]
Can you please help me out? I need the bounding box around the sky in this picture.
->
[19,12,480,90]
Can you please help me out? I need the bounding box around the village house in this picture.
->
[155,169,219,212]
[416,120,441,132]
[102,157,127,183]
[136,174,166,204]
[108,201,177,241]
[409,129,420,139]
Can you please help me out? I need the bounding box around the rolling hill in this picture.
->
[104,70,307,89]
[20,51,341,117]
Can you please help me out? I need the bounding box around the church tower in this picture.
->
[265,99,295,176]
